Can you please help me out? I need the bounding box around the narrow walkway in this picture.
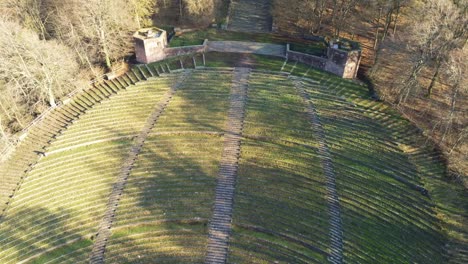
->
[207,41,286,57]
[88,71,191,264]
[205,68,250,264]
[292,78,344,264]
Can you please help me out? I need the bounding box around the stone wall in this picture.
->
[136,36,360,79]
[342,50,361,79]
[162,39,208,59]
[286,44,360,78]
[286,50,327,70]
[134,37,166,63]
[134,28,168,64]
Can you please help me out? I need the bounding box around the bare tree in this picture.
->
[183,0,215,25]
[440,47,467,144]
[36,0,136,71]
[404,0,467,99]
[331,0,359,37]
[0,19,79,125]
[2,0,48,39]
[129,0,155,28]
[295,0,327,34]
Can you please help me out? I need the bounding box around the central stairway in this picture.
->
[205,68,250,264]
[228,0,273,33]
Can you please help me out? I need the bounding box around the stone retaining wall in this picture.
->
[286,50,327,70]
[163,39,208,58]
[153,40,360,79]
[286,44,360,78]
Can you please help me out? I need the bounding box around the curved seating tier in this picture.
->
[299,79,447,263]
[0,81,128,215]
[0,140,131,263]
[104,70,232,262]
[229,225,327,264]
[0,61,458,263]
[229,72,329,263]
[27,239,92,264]
[46,76,177,152]
[106,222,208,263]
[0,75,174,263]
[152,69,233,133]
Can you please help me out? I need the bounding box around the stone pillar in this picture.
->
[342,50,361,79]
[134,27,168,64]
[324,40,361,79]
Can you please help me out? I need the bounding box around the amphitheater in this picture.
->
[0,52,462,264]
[0,2,467,264]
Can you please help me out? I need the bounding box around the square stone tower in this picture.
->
[134,27,168,64]
[325,39,361,79]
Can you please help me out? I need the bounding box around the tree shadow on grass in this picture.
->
[316,105,449,263]
[102,70,233,263]
[0,206,93,264]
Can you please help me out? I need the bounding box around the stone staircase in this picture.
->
[205,68,250,264]
[88,71,191,264]
[228,0,272,33]
[292,78,344,264]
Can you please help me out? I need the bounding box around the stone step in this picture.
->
[228,0,272,33]
[205,68,249,264]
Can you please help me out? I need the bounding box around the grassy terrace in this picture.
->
[152,70,233,132]
[302,80,447,263]
[46,76,176,152]
[0,76,173,263]
[0,140,130,264]
[311,76,468,263]
[228,72,329,263]
[0,77,134,215]
[104,70,232,262]
[0,52,465,263]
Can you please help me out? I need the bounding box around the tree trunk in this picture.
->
[392,5,400,35]
[135,13,141,28]
[0,116,11,147]
[99,28,112,70]
[399,58,425,104]
[427,61,441,97]
[42,68,57,107]
[373,7,382,50]
[179,0,183,22]
[317,15,323,33]
[48,86,56,107]
[0,99,12,120]
[331,0,339,36]
[370,47,382,77]
[103,45,112,70]
[382,8,393,42]
[441,83,459,143]
[13,110,25,128]
[313,0,325,33]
